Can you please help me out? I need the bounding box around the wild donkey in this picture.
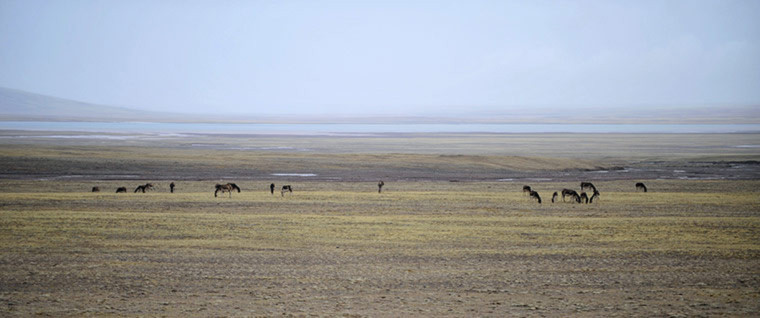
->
[215,183,241,198]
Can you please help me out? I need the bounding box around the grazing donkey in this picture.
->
[281,185,293,196]
[529,190,542,204]
[589,190,600,203]
[116,187,127,193]
[561,189,581,203]
[522,185,532,195]
[91,186,100,193]
[580,192,589,204]
[635,182,648,192]
[215,183,241,198]
[134,183,154,193]
[551,191,558,203]
[580,182,597,192]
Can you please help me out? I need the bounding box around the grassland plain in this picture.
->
[2,134,760,181]
[1,132,759,316]
[1,180,759,317]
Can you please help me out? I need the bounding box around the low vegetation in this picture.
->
[1,180,758,316]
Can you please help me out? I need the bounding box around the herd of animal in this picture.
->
[522,182,648,204]
[92,181,387,197]
[92,183,158,194]
[92,180,647,201]
[91,182,295,197]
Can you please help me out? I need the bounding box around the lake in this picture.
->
[1,121,759,134]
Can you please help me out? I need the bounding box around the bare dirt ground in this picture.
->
[1,132,759,317]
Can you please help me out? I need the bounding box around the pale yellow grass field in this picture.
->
[1,180,759,316]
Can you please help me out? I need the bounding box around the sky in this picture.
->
[1,0,759,116]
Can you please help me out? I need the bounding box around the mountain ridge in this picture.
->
[1,87,758,124]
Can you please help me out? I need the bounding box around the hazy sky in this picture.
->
[1,0,759,115]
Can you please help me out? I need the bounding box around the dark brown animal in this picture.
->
[116,187,127,193]
[529,190,542,204]
[281,185,293,196]
[551,191,558,203]
[270,183,275,195]
[580,182,596,192]
[134,183,154,193]
[636,182,648,192]
[561,189,581,203]
[91,187,100,192]
[170,182,175,193]
[589,190,600,203]
[522,185,532,195]
[215,183,241,198]
[580,192,589,204]
[378,181,385,193]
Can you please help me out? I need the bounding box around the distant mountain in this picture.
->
[1,86,757,124]
[0,87,183,122]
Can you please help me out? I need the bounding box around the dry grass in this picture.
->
[1,180,759,316]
